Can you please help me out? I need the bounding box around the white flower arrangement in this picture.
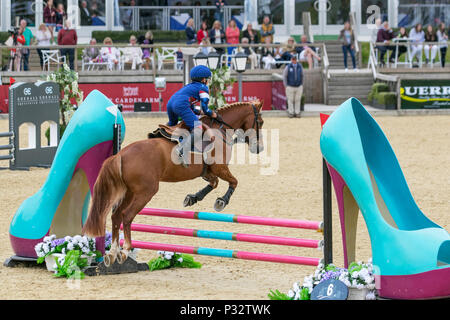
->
[35,234,98,263]
[270,259,377,300]
[208,65,235,110]
[44,63,83,138]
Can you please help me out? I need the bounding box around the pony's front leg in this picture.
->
[184,174,219,207]
[209,165,237,212]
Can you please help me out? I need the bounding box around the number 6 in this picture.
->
[327,283,334,296]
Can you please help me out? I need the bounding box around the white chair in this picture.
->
[156,47,177,70]
[42,50,66,71]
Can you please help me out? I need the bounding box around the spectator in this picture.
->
[279,37,297,61]
[19,19,33,71]
[58,20,77,70]
[238,37,258,69]
[80,0,92,25]
[260,15,274,44]
[261,36,276,69]
[122,0,135,30]
[176,48,184,70]
[243,23,259,46]
[409,23,425,67]
[282,55,303,118]
[43,0,56,42]
[35,23,52,70]
[100,37,120,70]
[82,38,100,65]
[197,21,209,44]
[424,25,438,65]
[200,37,213,55]
[122,35,143,70]
[395,27,409,62]
[138,31,154,70]
[5,26,25,71]
[376,21,396,66]
[339,21,356,71]
[226,19,240,59]
[436,22,448,68]
[209,20,226,55]
[370,18,382,43]
[297,35,321,69]
[214,0,226,27]
[55,3,67,32]
[185,18,196,45]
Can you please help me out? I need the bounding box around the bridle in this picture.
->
[209,103,262,147]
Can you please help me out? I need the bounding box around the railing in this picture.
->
[0,42,328,73]
[119,5,245,31]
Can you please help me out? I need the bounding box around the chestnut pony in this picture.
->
[82,100,265,266]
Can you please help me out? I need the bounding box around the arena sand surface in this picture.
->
[0,114,448,300]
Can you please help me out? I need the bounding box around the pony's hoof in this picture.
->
[117,251,128,264]
[103,254,114,267]
[214,198,227,212]
[184,194,198,207]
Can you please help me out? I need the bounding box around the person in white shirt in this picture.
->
[100,37,120,70]
[409,23,425,66]
[122,35,143,70]
[35,23,52,69]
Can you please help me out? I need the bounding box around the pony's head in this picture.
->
[240,99,264,154]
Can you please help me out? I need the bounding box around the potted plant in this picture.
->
[268,259,377,300]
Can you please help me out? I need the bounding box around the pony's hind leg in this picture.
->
[184,173,219,207]
[118,186,159,264]
[103,206,123,267]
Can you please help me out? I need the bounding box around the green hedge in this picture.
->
[368,82,389,102]
[377,92,396,106]
[91,30,186,43]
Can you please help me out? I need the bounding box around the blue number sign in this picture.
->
[310,279,349,300]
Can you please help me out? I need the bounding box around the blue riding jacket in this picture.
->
[167,81,213,130]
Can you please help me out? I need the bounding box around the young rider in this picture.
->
[166,65,219,166]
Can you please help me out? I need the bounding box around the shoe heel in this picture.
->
[326,162,359,268]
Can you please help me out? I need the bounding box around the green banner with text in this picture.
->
[400,79,450,109]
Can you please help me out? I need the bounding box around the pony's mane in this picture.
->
[217,100,261,112]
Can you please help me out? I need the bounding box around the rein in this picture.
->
[208,103,261,147]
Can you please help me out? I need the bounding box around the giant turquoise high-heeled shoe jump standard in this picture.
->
[320,98,450,300]
[9,90,125,258]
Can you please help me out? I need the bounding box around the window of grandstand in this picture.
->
[326,0,350,25]
[79,0,106,26]
[361,0,388,24]
[398,0,449,28]
[257,0,284,25]
[295,0,318,25]
[11,0,36,26]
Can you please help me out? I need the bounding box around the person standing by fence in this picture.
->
[260,15,274,44]
[339,21,356,71]
[226,19,240,62]
[283,55,303,118]
[436,22,448,68]
[19,19,33,71]
[58,20,77,70]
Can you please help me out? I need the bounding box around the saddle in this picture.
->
[148,123,215,159]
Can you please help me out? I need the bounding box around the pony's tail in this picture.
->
[82,154,127,238]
